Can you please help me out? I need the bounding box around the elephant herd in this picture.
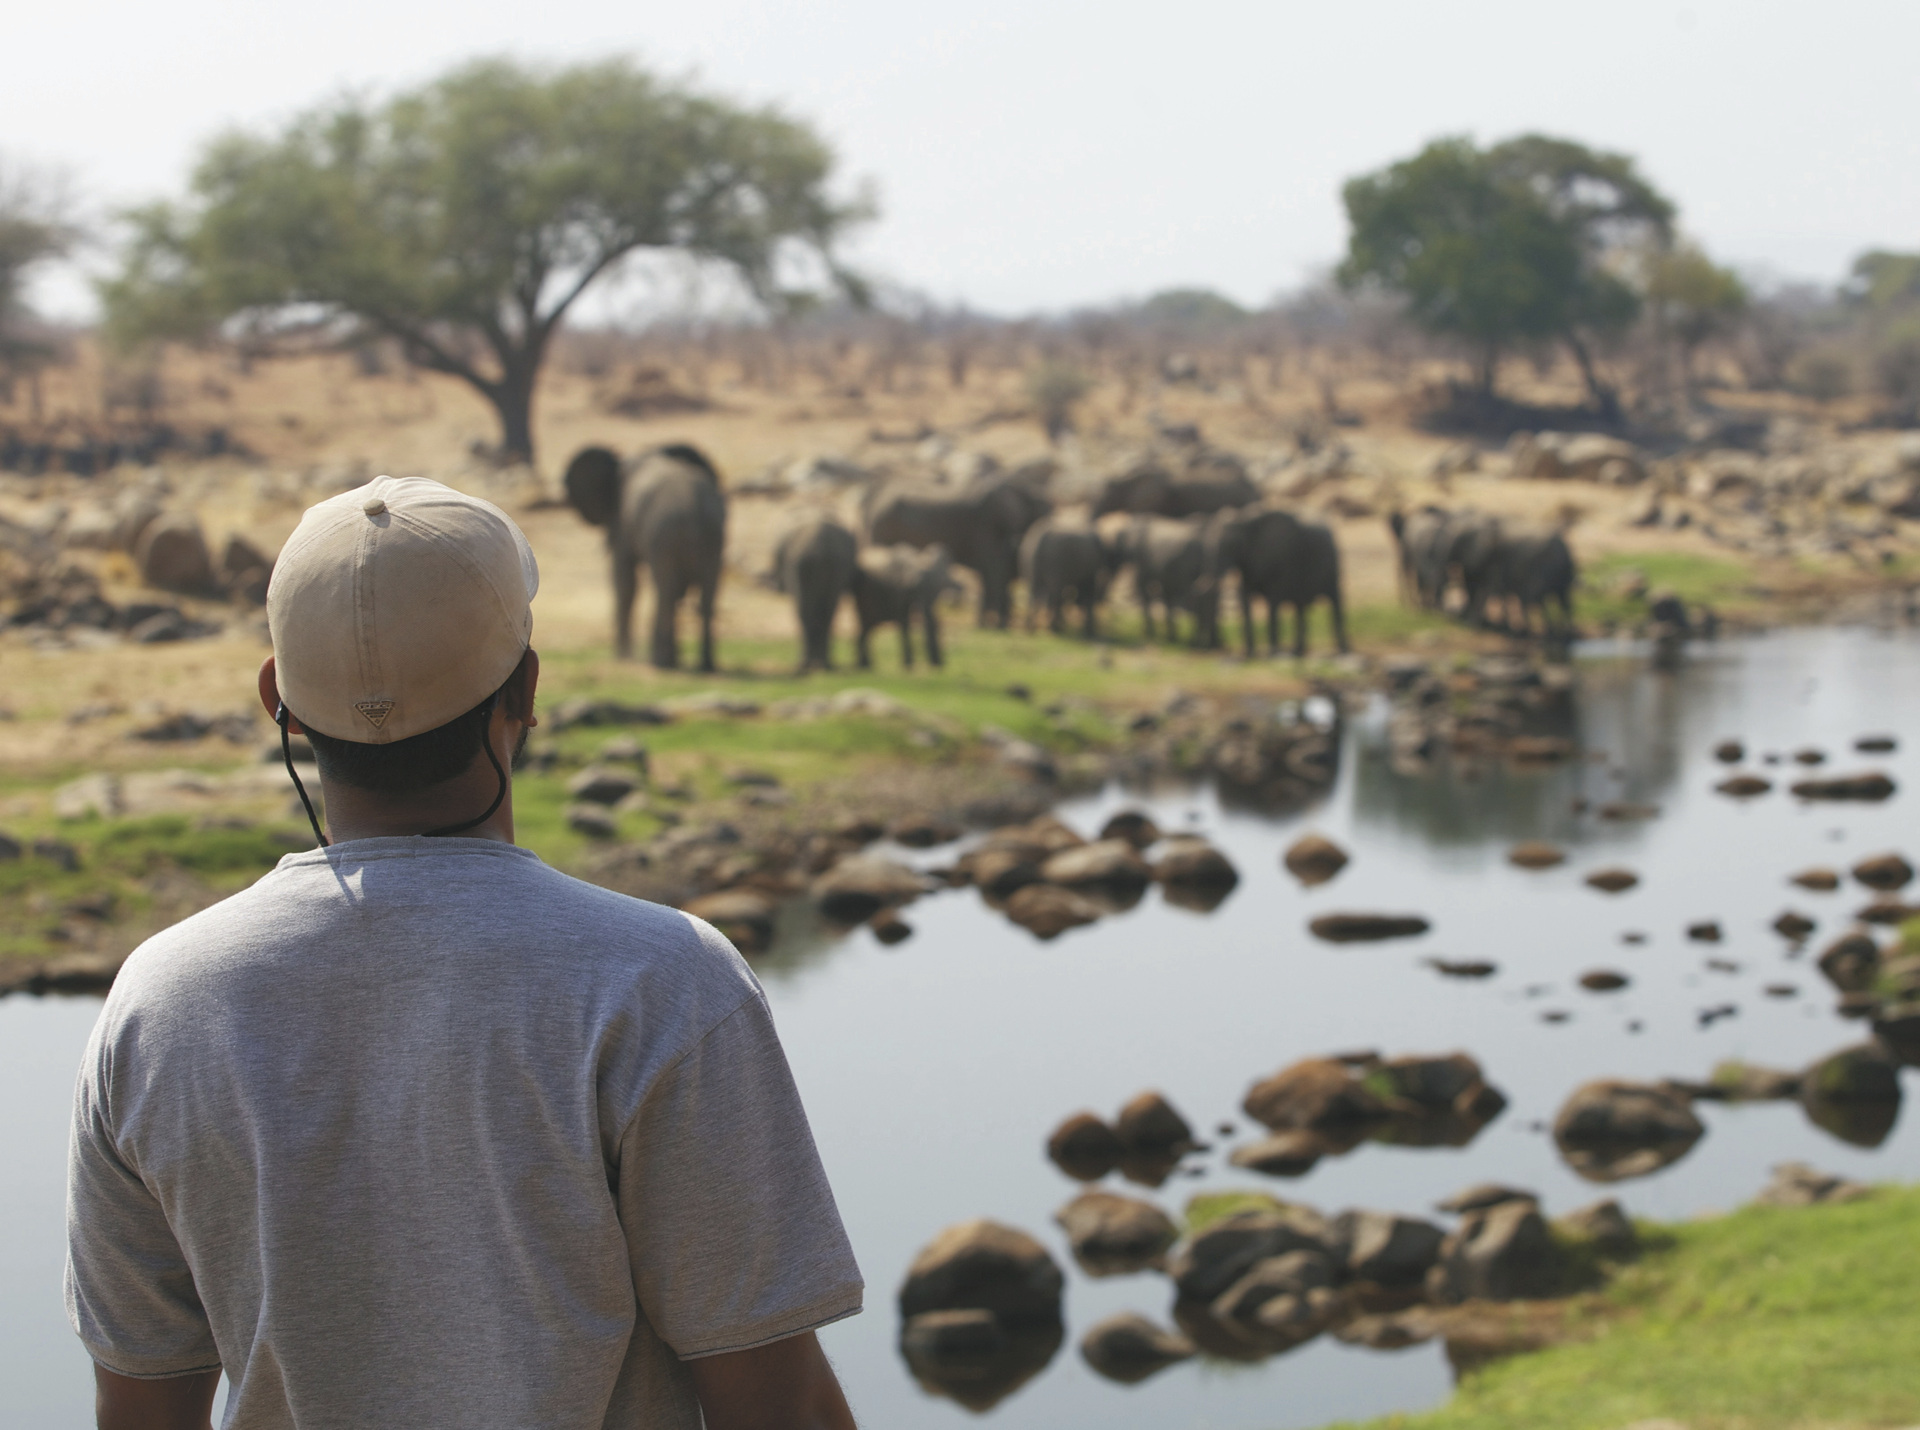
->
[1389,507,1577,637]
[566,443,1582,673]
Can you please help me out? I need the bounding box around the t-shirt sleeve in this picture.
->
[615,991,864,1360]
[65,1039,221,1378]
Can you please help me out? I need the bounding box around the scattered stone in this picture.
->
[1425,957,1498,978]
[135,511,216,595]
[1283,834,1349,885]
[564,804,618,839]
[870,911,914,945]
[1856,899,1920,925]
[1552,1080,1705,1183]
[1047,1113,1124,1181]
[1580,970,1630,992]
[1791,772,1896,802]
[1435,1184,1538,1215]
[596,736,650,770]
[1077,1314,1194,1385]
[899,1218,1065,1325]
[1621,931,1647,945]
[1584,868,1639,893]
[1686,921,1723,942]
[679,890,777,954]
[1243,1058,1390,1131]
[1308,913,1430,943]
[1329,1210,1445,1287]
[1713,739,1745,763]
[1772,910,1816,940]
[132,711,254,743]
[1597,801,1660,821]
[1228,1129,1329,1177]
[53,773,125,821]
[1801,1043,1903,1148]
[1165,1210,1329,1302]
[1553,1200,1639,1257]
[1716,775,1772,797]
[1054,1191,1179,1276]
[1332,1309,1437,1350]
[1851,853,1915,891]
[965,846,1045,898]
[1211,1248,1339,1329]
[1754,1162,1873,1208]
[1764,983,1798,998]
[1427,1200,1566,1303]
[812,855,928,923]
[1153,836,1239,894]
[1003,883,1104,939]
[890,813,960,848]
[1507,842,1566,870]
[1709,1062,1801,1101]
[1855,735,1897,754]
[1792,747,1827,766]
[548,697,672,731]
[1098,810,1161,848]
[1115,1091,1193,1152]
[567,766,637,806]
[1791,868,1841,891]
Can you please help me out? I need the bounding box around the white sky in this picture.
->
[7,0,1918,319]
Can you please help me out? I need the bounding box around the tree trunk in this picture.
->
[487,366,538,465]
[1564,333,1620,420]
[1477,345,1499,399]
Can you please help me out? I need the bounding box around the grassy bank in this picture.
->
[1325,1186,1920,1430]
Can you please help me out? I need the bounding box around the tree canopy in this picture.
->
[1339,134,1673,410]
[0,159,78,385]
[102,58,870,462]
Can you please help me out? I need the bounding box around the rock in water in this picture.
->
[1852,853,1915,891]
[1687,921,1723,942]
[1098,810,1161,849]
[1580,970,1630,991]
[1553,1199,1639,1256]
[1772,910,1815,940]
[1003,883,1103,939]
[1584,868,1639,893]
[680,890,776,955]
[1507,841,1566,870]
[1428,1200,1567,1303]
[1716,774,1772,797]
[1115,1091,1193,1152]
[1434,1184,1539,1215]
[1790,868,1840,891]
[1791,772,1896,802]
[1242,1058,1390,1131]
[1046,1112,1124,1181]
[964,846,1045,897]
[1754,1162,1873,1207]
[812,855,928,923]
[1039,838,1153,891]
[1054,1191,1179,1276]
[1165,1210,1329,1302]
[1327,1210,1445,1287]
[1855,735,1898,754]
[1078,1314,1193,1385]
[1228,1129,1329,1177]
[1713,739,1745,763]
[899,1307,1062,1412]
[1308,912,1430,943]
[1153,836,1239,893]
[899,1219,1065,1324]
[1283,834,1349,885]
[1210,1248,1339,1330]
[1799,1043,1903,1148]
[1552,1080,1705,1182]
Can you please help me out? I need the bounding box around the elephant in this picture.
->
[1201,505,1348,658]
[1104,514,1211,644]
[769,514,858,672]
[1388,507,1453,608]
[1388,507,1508,625]
[1090,457,1259,519]
[851,544,955,669]
[563,443,727,669]
[1021,518,1114,638]
[1486,529,1576,637]
[864,471,1051,628]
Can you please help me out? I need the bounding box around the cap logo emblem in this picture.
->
[355,700,396,728]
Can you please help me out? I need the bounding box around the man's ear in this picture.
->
[511,648,541,727]
[257,656,305,734]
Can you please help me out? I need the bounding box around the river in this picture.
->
[6,626,1917,1428]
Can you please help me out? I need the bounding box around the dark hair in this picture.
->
[302,665,526,797]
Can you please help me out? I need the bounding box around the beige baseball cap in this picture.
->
[267,476,539,743]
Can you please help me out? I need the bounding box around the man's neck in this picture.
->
[315,766,517,845]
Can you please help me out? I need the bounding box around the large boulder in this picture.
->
[1053,1191,1179,1276]
[1228,1129,1331,1177]
[1852,852,1914,891]
[1427,1200,1566,1303]
[1039,838,1153,891]
[1552,1080,1705,1182]
[1209,1248,1339,1329]
[1165,1209,1329,1303]
[1370,1053,1508,1147]
[135,512,216,596]
[962,845,1045,897]
[1078,1313,1194,1384]
[1046,1112,1123,1181]
[1098,810,1161,849]
[1328,1210,1445,1287]
[899,1219,1065,1325]
[1153,836,1239,893]
[1243,1058,1390,1131]
[1553,1199,1639,1257]
[812,854,929,923]
[1800,1042,1903,1147]
[1817,933,1882,993]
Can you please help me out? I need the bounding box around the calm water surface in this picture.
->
[5,627,1917,1429]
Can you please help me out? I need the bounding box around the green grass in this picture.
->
[1581,550,1761,628]
[1325,1186,1920,1430]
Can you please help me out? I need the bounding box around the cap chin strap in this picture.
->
[278,703,330,849]
[423,690,508,838]
[277,693,510,848]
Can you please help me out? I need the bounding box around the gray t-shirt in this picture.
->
[66,836,863,1429]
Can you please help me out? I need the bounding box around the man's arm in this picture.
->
[95,1364,220,1430]
[686,1331,856,1430]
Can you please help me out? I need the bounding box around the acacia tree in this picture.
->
[1645,244,1747,398]
[102,58,870,463]
[0,159,78,398]
[1339,134,1673,413]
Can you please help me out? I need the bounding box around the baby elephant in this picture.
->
[769,514,858,671]
[852,544,953,670]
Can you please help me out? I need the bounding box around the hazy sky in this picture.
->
[8,0,1918,318]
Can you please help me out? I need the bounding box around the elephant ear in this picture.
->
[658,443,722,485]
[563,447,623,527]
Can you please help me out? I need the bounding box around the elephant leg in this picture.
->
[1330,590,1351,653]
[1240,591,1255,659]
[650,576,680,669]
[696,577,717,673]
[856,621,873,669]
[899,617,915,669]
[1267,601,1280,657]
[613,556,639,659]
[924,605,944,667]
[1025,585,1040,633]
[1139,587,1154,641]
